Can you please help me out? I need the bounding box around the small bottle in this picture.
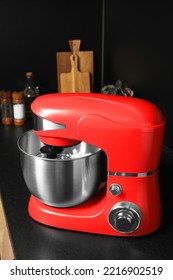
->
[12,91,25,126]
[1,91,13,125]
[24,72,39,118]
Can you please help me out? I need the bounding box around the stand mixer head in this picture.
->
[18,92,165,236]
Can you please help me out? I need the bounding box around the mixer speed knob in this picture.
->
[109,202,142,234]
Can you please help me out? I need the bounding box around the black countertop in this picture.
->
[1,121,173,260]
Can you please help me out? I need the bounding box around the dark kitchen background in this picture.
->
[0,0,173,156]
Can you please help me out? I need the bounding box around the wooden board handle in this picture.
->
[70,55,78,71]
[69,40,81,55]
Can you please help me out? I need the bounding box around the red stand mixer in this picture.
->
[18,93,165,236]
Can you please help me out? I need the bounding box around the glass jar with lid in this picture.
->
[12,91,25,126]
[1,90,13,125]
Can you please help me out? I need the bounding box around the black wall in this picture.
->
[0,0,103,92]
[0,0,173,151]
[104,1,173,150]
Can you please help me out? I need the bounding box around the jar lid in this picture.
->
[12,91,24,100]
[26,72,33,77]
[1,90,12,101]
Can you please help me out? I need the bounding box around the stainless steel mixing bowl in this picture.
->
[17,130,106,207]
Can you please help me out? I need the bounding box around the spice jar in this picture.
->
[1,90,13,125]
[12,91,25,126]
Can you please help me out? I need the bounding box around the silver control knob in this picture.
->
[109,202,142,234]
[109,184,122,196]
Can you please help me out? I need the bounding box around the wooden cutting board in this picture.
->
[56,40,94,92]
[60,54,91,92]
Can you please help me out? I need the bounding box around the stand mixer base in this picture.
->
[28,185,161,237]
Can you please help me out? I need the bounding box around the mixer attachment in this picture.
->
[39,145,63,159]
